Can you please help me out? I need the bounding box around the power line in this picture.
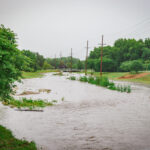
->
[105,17,150,38]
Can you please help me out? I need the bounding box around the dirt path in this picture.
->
[118,72,150,79]
[0,73,150,150]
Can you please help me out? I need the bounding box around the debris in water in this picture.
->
[16,108,44,112]
[38,89,51,93]
[19,91,40,95]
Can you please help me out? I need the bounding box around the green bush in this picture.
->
[120,60,143,73]
[130,60,143,73]
[87,76,95,84]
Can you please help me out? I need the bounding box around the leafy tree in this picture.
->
[142,48,150,60]
[43,61,53,69]
[120,60,143,73]
[77,60,83,70]
[144,60,150,71]
[22,50,38,71]
[0,25,23,99]
[22,50,45,71]
[130,60,143,73]
[36,52,45,69]
[145,38,150,48]
[120,61,133,72]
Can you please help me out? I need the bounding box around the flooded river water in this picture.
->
[0,73,150,150]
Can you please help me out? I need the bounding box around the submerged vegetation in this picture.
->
[53,71,63,76]
[1,98,53,110]
[0,125,37,150]
[68,75,131,93]
[69,76,76,80]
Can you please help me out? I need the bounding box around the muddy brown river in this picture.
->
[0,73,150,150]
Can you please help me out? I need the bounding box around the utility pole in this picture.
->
[59,51,63,69]
[100,35,103,76]
[99,35,105,77]
[71,48,72,73]
[85,40,90,75]
[54,54,56,69]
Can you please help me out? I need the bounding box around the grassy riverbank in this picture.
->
[22,69,59,79]
[85,71,150,85]
[0,125,37,150]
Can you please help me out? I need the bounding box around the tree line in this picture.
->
[20,50,84,72]
[87,38,150,72]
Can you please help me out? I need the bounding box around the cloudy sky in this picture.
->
[0,0,150,59]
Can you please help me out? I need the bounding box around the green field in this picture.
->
[121,74,150,84]
[0,125,37,150]
[86,71,150,85]
[22,69,59,79]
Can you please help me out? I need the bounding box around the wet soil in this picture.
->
[118,72,150,79]
[0,73,150,150]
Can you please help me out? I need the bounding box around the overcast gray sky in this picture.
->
[0,0,150,59]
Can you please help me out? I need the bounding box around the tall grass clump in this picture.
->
[87,76,95,84]
[69,76,76,80]
[116,85,131,93]
[107,82,116,90]
[79,76,88,82]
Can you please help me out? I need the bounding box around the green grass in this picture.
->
[0,125,37,150]
[91,72,128,79]
[85,71,150,85]
[2,98,53,110]
[119,74,150,84]
[22,71,43,79]
[22,69,59,79]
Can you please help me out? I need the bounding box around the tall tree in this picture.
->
[0,25,23,99]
